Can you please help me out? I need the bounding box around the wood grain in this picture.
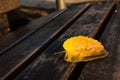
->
[0,10,63,55]
[79,3,120,80]
[14,2,114,80]
[0,4,90,80]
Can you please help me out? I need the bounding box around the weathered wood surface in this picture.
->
[0,0,19,14]
[14,2,115,80]
[0,3,90,80]
[0,10,63,55]
[78,4,120,80]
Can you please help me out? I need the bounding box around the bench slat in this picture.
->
[15,2,115,80]
[79,4,120,80]
[0,10,64,55]
[0,3,90,80]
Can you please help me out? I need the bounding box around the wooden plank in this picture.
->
[0,3,90,80]
[0,10,64,55]
[78,4,120,80]
[14,2,115,80]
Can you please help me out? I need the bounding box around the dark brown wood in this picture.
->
[14,2,115,80]
[0,10,64,55]
[0,3,90,80]
[78,3,120,80]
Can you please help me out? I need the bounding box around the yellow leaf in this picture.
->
[63,36,108,62]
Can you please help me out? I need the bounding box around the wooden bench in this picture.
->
[0,10,64,55]
[0,1,119,80]
[79,3,120,80]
